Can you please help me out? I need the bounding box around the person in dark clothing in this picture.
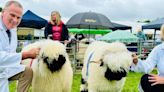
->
[44,11,69,45]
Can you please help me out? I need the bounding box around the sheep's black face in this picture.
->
[43,55,66,72]
[104,67,127,81]
[100,60,127,81]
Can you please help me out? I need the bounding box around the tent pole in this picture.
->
[130,29,132,33]
[154,29,156,41]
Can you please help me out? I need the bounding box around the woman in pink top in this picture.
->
[44,11,69,44]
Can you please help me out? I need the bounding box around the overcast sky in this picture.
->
[0,0,164,23]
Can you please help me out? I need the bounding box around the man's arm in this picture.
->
[22,48,40,60]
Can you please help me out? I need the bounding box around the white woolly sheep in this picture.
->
[80,41,132,92]
[21,39,73,92]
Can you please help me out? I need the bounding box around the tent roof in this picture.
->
[18,10,47,29]
[111,22,132,30]
[142,18,164,30]
[99,30,138,42]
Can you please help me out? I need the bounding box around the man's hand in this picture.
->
[148,74,164,86]
[64,40,69,46]
[22,48,40,60]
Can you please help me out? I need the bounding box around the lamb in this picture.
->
[21,39,73,92]
[80,41,132,92]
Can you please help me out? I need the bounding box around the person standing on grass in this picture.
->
[136,28,147,41]
[131,24,164,92]
[0,1,40,92]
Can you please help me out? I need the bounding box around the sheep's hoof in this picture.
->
[80,84,88,92]
[80,90,88,92]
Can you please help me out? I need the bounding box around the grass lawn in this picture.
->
[9,71,147,92]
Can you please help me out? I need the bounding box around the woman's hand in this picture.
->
[132,53,138,65]
[148,74,164,86]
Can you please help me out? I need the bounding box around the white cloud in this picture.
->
[31,0,40,3]
[1,0,164,22]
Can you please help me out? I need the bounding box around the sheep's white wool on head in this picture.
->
[36,40,67,75]
[22,40,67,76]
[39,40,66,61]
[88,41,132,81]
[102,42,132,72]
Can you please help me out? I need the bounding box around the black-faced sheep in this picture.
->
[21,40,73,92]
[80,41,132,92]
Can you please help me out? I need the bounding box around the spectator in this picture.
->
[44,11,69,45]
[136,28,147,41]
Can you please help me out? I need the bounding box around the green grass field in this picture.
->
[9,71,147,92]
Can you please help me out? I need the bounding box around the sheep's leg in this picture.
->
[80,65,88,92]
[80,77,88,92]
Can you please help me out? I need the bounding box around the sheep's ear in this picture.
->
[100,59,104,66]
[57,55,66,66]
[43,57,49,63]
